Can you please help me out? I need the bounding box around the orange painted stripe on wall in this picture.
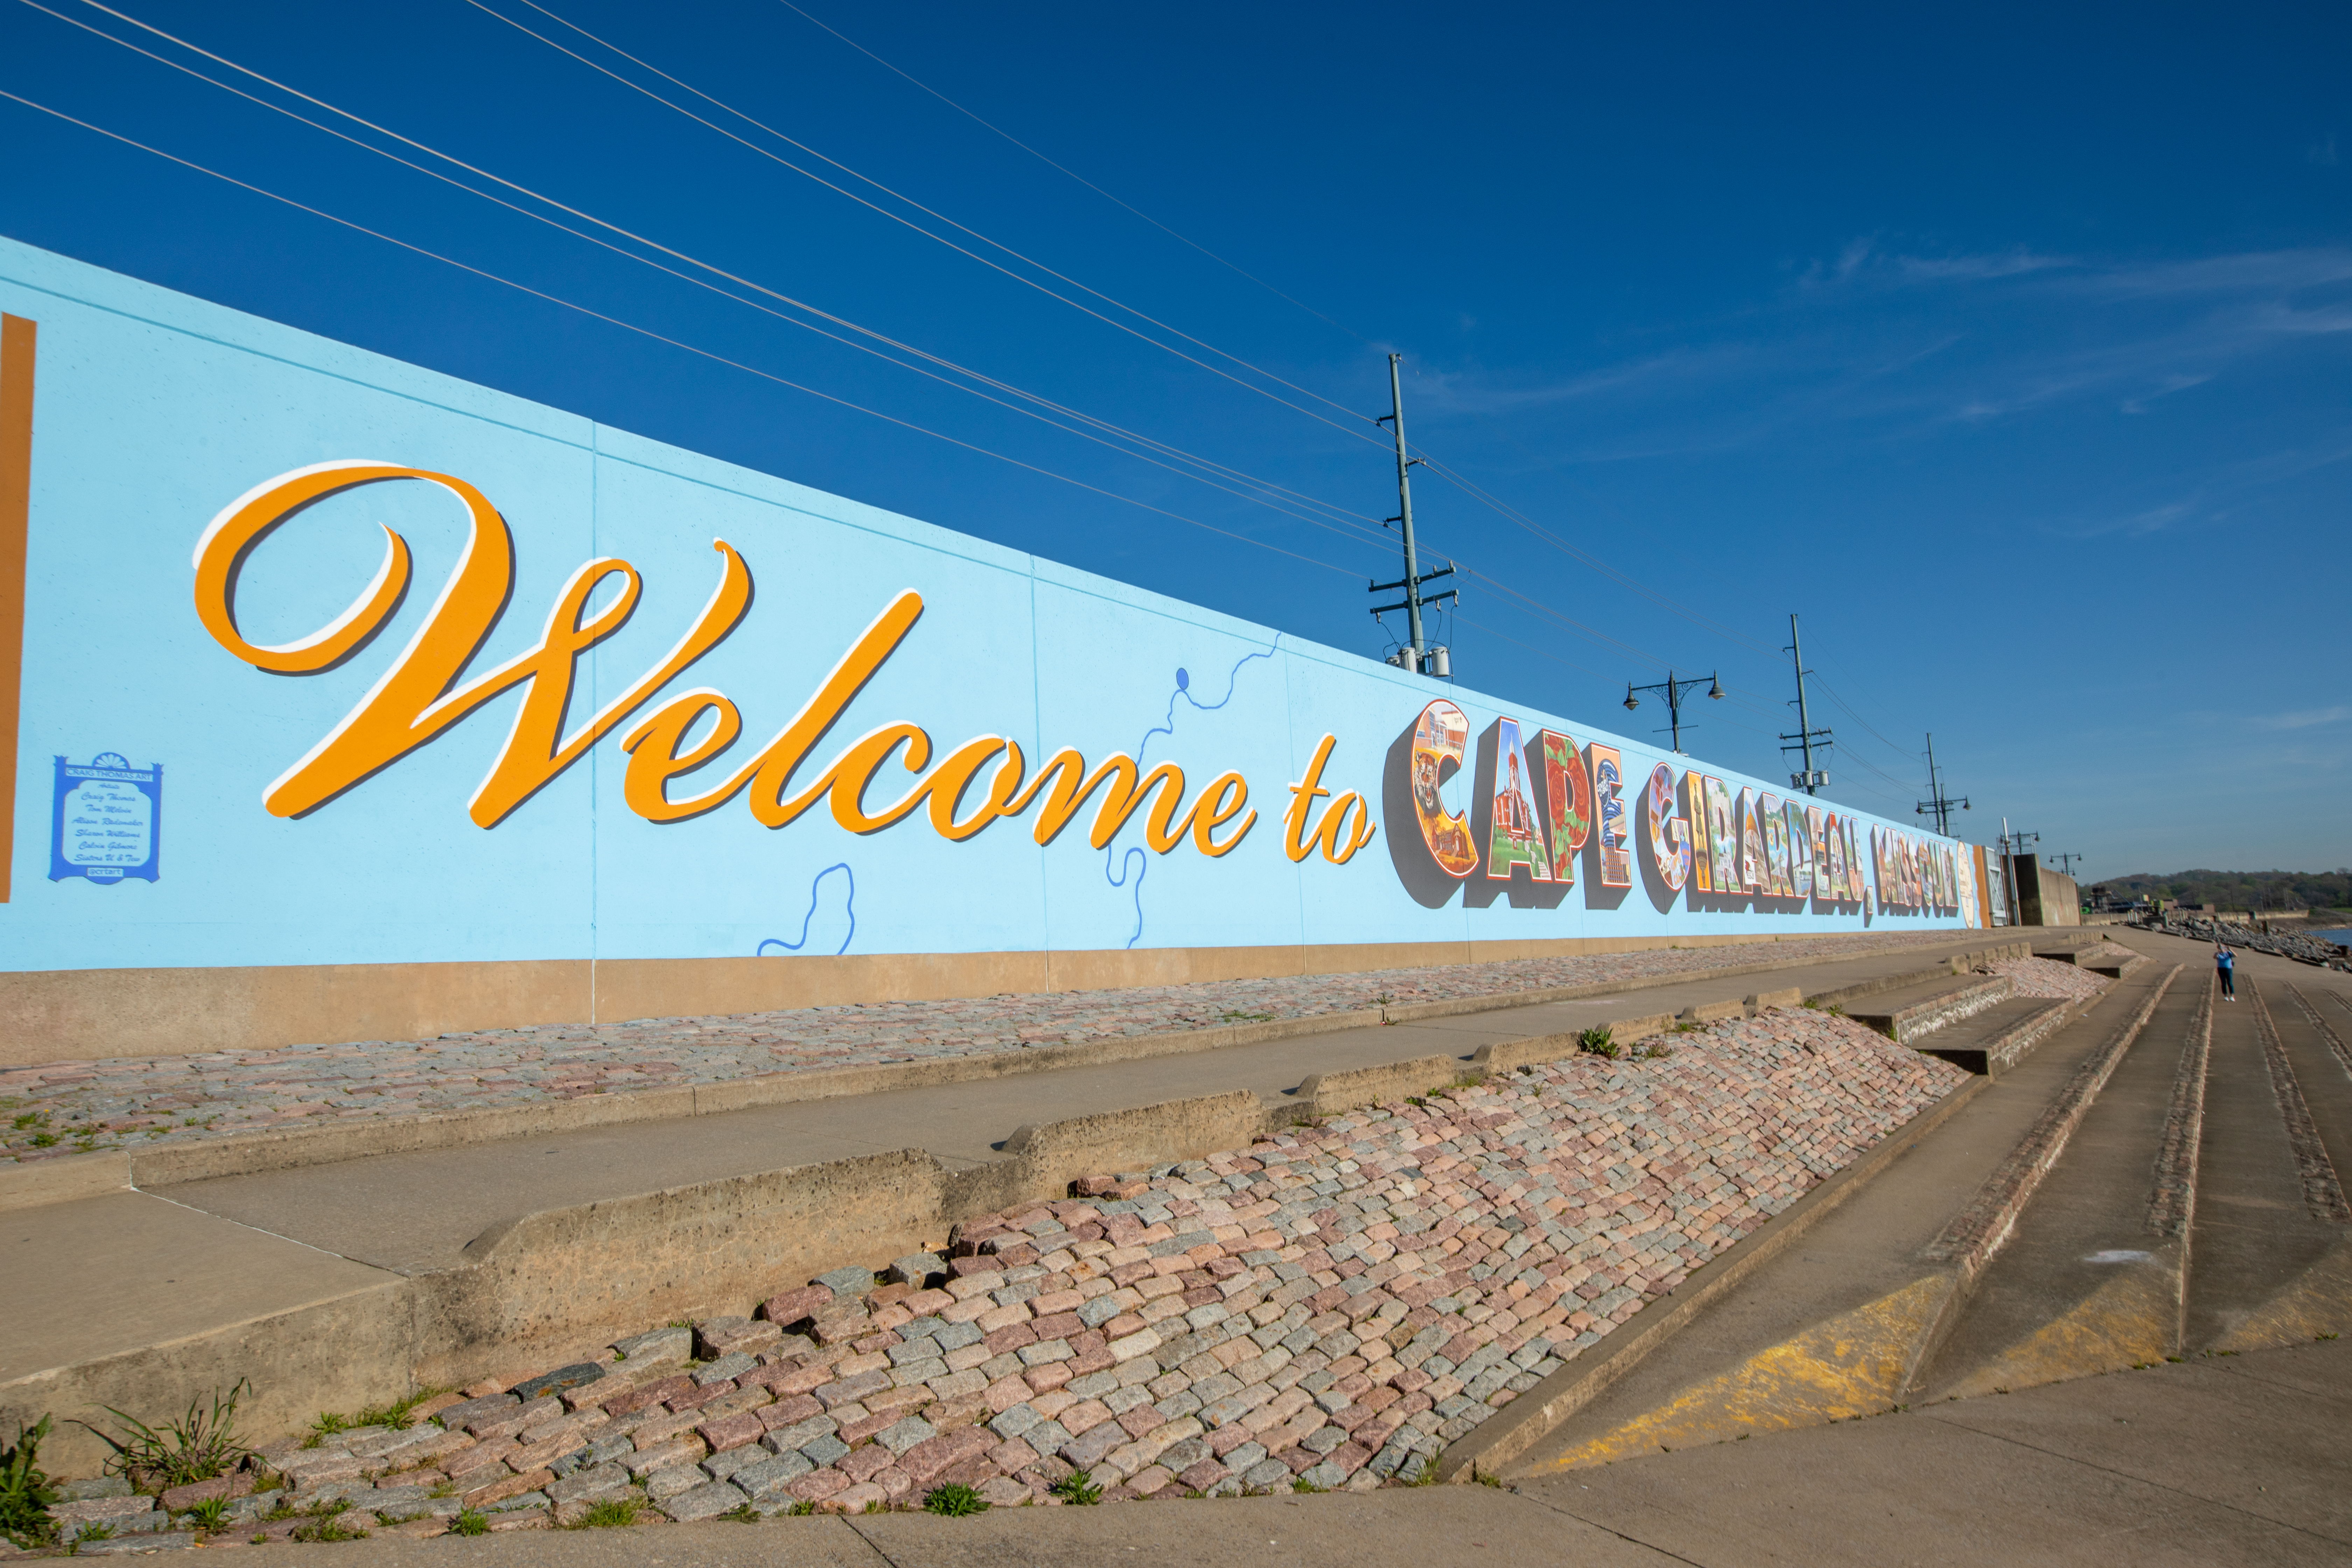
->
[0,314,33,902]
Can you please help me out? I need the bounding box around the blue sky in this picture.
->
[4,0,2346,880]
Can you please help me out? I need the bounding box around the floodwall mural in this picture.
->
[0,238,1974,979]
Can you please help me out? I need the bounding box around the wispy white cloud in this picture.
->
[2061,433,2352,537]
[2064,247,2352,300]
[1805,237,2073,289]
[2121,373,2211,414]
[2249,705,2351,732]
[1402,342,1762,417]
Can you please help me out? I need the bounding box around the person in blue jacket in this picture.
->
[2215,941,2235,1000]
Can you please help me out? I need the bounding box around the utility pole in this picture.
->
[2049,852,2083,877]
[1368,354,1456,676]
[1624,671,1723,754]
[1779,614,1833,794]
[1916,733,1969,835]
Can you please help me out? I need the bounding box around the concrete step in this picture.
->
[1845,974,2015,1045]
[2080,949,2147,980]
[1800,941,2032,1016]
[2035,939,2134,973]
[1498,962,2180,1477]
[1912,976,2210,1399]
[1914,996,2077,1077]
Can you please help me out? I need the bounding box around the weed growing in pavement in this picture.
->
[1402,1456,1441,1486]
[720,1502,761,1522]
[1474,1468,1503,1489]
[183,1497,232,1533]
[314,1387,450,1435]
[8,1111,43,1131]
[1633,1041,1675,1061]
[1,1416,58,1549]
[292,1499,367,1542]
[1049,1469,1102,1505]
[25,1132,57,1148]
[1451,1072,1483,1089]
[922,1483,988,1517]
[1219,1009,1276,1024]
[1577,1027,1620,1059]
[451,1509,489,1536]
[360,1393,438,1431]
[76,1519,114,1542]
[1290,1477,1325,1494]
[87,1381,254,1490]
[570,1498,640,1529]
[862,1499,885,1515]
[786,1500,817,1517]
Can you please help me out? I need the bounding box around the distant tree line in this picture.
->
[2096,869,2352,912]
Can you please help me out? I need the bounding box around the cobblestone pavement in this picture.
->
[1990,954,2112,1002]
[0,932,1958,1163]
[131,1007,1963,1537]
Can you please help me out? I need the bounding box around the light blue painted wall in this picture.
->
[0,239,1972,975]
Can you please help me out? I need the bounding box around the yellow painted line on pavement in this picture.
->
[1937,1247,2181,1400]
[2211,1235,2352,1352]
[1528,1274,1953,1471]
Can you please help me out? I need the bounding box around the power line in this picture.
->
[768,0,1371,343]
[467,0,1390,446]
[1413,453,1784,661]
[1403,447,1935,760]
[482,0,1942,769]
[34,1,1948,779]
[18,0,1397,553]
[0,88,1373,584]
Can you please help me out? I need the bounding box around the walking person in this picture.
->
[2216,941,2236,1000]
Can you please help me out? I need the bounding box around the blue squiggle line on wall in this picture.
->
[1105,644,1277,948]
[757,863,856,956]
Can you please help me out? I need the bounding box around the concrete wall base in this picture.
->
[4,929,1914,1068]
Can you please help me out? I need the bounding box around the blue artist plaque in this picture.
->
[49,752,162,885]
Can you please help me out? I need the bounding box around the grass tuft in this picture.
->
[85,1381,254,1491]
[570,1498,641,1530]
[1049,1469,1103,1506]
[1,1415,60,1549]
[922,1483,988,1517]
[292,1499,367,1542]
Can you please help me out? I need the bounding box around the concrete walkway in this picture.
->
[144,1337,2346,1566]
[2,933,2025,1400]
[1507,924,2352,1478]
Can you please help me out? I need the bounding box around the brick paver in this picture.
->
[1991,954,2110,1002]
[0,932,1954,1162]
[225,1005,1961,1530]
